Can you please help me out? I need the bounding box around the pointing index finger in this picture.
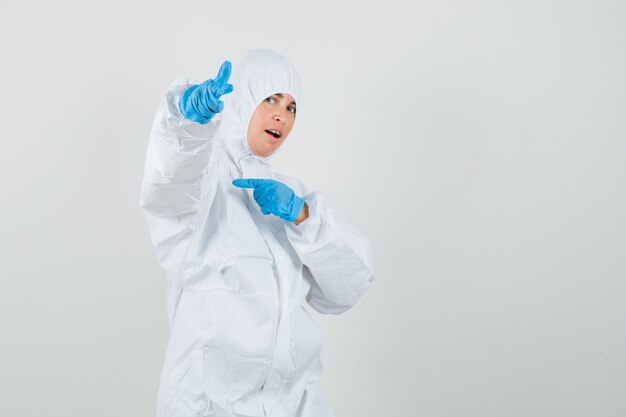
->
[232,178,264,189]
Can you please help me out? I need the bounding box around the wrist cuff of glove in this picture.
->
[288,195,306,222]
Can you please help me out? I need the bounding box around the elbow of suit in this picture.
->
[308,270,375,315]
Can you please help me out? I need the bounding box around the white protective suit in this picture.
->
[139,49,375,417]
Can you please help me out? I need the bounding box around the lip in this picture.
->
[265,131,280,143]
[265,127,283,137]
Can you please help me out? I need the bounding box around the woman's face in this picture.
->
[246,93,296,157]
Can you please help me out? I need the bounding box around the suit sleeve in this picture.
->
[139,78,221,326]
[284,189,375,315]
[139,78,221,218]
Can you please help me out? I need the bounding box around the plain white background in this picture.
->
[1,1,625,416]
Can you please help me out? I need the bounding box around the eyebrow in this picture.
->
[274,93,296,106]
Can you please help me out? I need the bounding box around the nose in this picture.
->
[272,108,288,123]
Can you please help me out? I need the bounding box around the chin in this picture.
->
[253,148,274,158]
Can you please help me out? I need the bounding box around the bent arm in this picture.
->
[285,192,375,315]
[139,79,221,218]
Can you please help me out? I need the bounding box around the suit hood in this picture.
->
[214,49,303,169]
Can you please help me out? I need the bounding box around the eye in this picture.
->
[288,105,296,114]
[265,96,276,104]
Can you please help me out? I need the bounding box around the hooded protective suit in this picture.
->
[139,49,375,417]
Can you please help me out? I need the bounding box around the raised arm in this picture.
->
[139,61,233,217]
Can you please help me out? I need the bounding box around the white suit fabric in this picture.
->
[140,49,375,417]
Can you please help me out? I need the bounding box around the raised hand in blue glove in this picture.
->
[178,60,234,124]
[232,178,306,222]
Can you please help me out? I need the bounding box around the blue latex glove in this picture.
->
[232,178,306,222]
[178,61,234,124]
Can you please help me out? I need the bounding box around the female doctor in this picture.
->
[140,49,375,417]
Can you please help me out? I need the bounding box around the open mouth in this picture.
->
[265,129,281,139]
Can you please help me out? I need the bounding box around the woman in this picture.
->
[140,49,375,417]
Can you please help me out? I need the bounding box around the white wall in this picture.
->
[1,1,624,416]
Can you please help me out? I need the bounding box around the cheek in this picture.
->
[285,118,296,135]
[246,110,266,142]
